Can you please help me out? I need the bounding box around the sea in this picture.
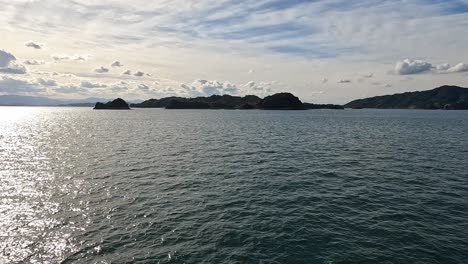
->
[1,107,467,264]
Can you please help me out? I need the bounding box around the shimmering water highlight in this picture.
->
[1,107,467,263]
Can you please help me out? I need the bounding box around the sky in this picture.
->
[1,0,468,104]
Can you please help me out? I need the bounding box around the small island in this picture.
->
[93,98,130,110]
[131,93,344,110]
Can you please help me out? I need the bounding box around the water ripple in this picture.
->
[1,108,468,263]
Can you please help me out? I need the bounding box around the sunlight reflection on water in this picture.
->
[0,107,84,263]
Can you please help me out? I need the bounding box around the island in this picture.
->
[93,98,130,110]
[131,93,344,110]
[344,85,468,110]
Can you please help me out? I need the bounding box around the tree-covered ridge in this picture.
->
[132,93,344,110]
[344,86,468,109]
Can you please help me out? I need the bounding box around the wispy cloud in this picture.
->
[52,54,87,62]
[24,60,45,65]
[25,41,44,49]
[94,66,109,73]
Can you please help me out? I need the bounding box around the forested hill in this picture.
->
[344,86,468,110]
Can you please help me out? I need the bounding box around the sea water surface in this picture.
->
[1,107,467,264]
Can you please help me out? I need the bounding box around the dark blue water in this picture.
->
[1,107,467,263]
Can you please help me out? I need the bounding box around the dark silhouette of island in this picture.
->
[258,93,304,110]
[94,98,130,110]
[344,85,468,110]
[131,93,344,110]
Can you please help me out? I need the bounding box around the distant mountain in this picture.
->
[132,93,344,110]
[344,85,468,110]
[0,95,64,106]
[60,103,96,107]
[0,95,143,106]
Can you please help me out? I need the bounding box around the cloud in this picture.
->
[0,50,26,74]
[180,79,240,97]
[94,66,109,73]
[80,80,107,88]
[363,74,373,78]
[435,62,468,73]
[321,78,328,83]
[372,81,392,88]
[446,63,468,73]
[121,70,146,77]
[338,79,352,83]
[111,61,123,67]
[54,84,86,94]
[0,76,40,93]
[25,41,44,49]
[436,63,451,72]
[394,59,432,75]
[133,71,145,77]
[0,65,26,74]
[393,60,468,74]
[0,50,16,67]
[110,81,128,92]
[24,60,45,65]
[4,1,468,103]
[242,81,273,96]
[52,54,87,62]
[248,69,254,74]
[137,83,150,91]
[36,78,57,86]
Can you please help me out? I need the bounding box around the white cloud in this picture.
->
[0,50,16,67]
[94,66,109,73]
[110,81,128,92]
[0,76,39,93]
[24,59,45,65]
[394,59,432,75]
[446,63,468,73]
[338,79,352,83]
[0,50,26,74]
[180,79,240,97]
[111,61,123,67]
[242,81,273,96]
[436,63,451,72]
[54,84,86,94]
[52,54,87,62]
[81,80,107,88]
[433,62,468,73]
[36,78,57,86]
[120,70,145,76]
[25,41,43,49]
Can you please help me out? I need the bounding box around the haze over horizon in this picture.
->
[1,0,468,104]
